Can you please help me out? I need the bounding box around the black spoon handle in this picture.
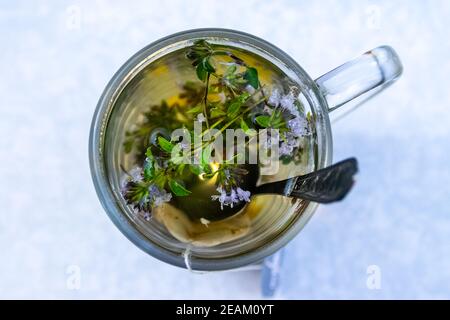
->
[255,158,358,203]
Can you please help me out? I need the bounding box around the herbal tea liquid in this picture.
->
[111,42,316,247]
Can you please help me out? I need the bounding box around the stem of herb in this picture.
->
[203,73,211,129]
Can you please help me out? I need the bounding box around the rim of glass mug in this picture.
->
[89,28,402,271]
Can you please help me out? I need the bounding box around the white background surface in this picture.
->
[1,0,449,299]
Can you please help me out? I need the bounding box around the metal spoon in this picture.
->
[255,157,358,203]
[173,158,358,221]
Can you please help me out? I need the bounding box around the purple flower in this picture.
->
[180,141,190,150]
[236,187,251,202]
[120,166,142,190]
[129,167,142,182]
[268,89,281,106]
[280,92,294,109]
[245,84,256,94]
[267,89,301,118]
[280,93,301,117]
[264,90,309,157]
[279,129,304,156]
[211,186,252,210]
[211,186,231,209]
[279,143,294,156]
[230,189,238,203]
[261,129,280,150]
[288,117,307,136]
[148,184,172,207]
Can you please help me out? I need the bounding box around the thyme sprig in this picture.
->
[121,40,308,219]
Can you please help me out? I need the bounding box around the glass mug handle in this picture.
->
[315,46,403,113]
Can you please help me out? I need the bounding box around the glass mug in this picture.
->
[89,28,402,271]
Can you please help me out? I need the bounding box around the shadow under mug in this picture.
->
[89,28,403,271]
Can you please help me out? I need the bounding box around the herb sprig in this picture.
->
[121,40,309,219]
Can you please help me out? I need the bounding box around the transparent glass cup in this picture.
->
[89,28,402,271]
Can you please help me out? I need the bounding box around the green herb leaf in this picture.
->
[145,147,153,159]
[176,163,186,176]
[157,136,174,152]
[269,110,286,128]
[255,115,271,128]
[227,101,241,118]
[189,165,203,175]
[126,182,149,203]
[170,144,185,164]
[153,175,167,189]
[169,180,191,196]
[210,108,226,118]
[203,58,215,73]
[143,160,154,180]
[281,154,293,165]
[186,104,203,114]
[201,144,212,166]
[244,67,259,89]
[246,128,257,137]
[237,92,250,103]
[239,118,256,136]
[196,58,215,82]
[240,118,249,132]
[196,63,207,81]
[225,64,237,75]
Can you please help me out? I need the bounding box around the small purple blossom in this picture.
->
[120,167,142,190]
[288,117,307,136]
[236,187,251,202]
[281,93,300,117]
[131,207,152,221]
[279,143,294,156]
[129,167,143,182]
[263,88,309,157]
[179,141,190,151]
[268,89,281,106]
[230,188,238,203]
[245,84,256,94]
[268,89,300,117]
[211,186,251,210]
[279,129,303,156]
[148,184,172,207]
[280,92,294,109]
[261,129,280,150]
